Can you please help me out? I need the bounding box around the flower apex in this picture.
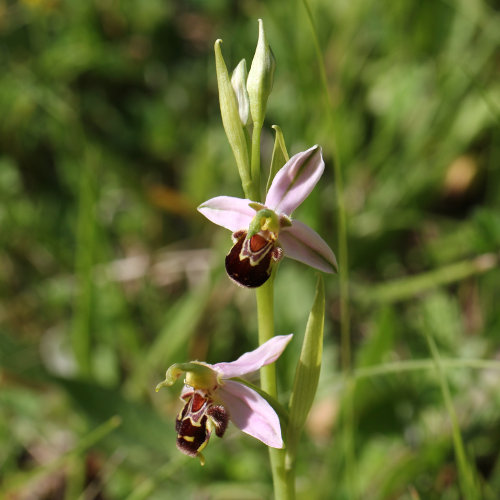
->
[247,19,275,125]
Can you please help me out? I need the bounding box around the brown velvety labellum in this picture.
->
[175,389,229,459]
[176,411,209,457]
[225,232,275,288]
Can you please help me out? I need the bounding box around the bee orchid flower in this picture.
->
[156,334,293,465]
[198,145,337,287]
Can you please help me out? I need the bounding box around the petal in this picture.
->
[217,380,283,448]
[265,145,324,216]
[279,220,338,273]
[198,196,255,232]
[212,334,293,379]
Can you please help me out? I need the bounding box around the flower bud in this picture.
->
[247,19,275,126]
[231,59,251,126]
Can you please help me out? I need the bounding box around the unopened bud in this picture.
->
[231,59,251,126]
[247,19,275,126]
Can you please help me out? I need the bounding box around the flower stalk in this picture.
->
[257,277,295,499]
[187,18,334,499]
[250,121,263,198]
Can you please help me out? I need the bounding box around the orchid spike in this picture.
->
[198,145,338,287]
[156,334,293,464]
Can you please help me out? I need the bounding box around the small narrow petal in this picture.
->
[213,334,293,379]
[265,145,324,216]
[217,380,283,448]
[198,196,255,232]
[279,220,338,273]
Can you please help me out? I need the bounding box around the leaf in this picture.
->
[286,275,325,466]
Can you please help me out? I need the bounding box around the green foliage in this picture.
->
[286,276,325,468]
[1,0,500,498]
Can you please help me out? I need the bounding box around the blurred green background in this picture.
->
[1,0,500,498]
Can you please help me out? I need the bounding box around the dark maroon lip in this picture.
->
[225,232,280,288]
[176,389,229,458]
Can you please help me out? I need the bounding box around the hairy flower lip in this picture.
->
[198,145,338,276]
[224,230,282,288]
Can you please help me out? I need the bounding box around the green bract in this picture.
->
[286,276,325,469]
[267,125,289,192]
[214,40,253,199]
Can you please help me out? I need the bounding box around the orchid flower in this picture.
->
[198,145,337,287]
[156,334,293,465]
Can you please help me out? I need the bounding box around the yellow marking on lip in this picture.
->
[197,439,209,453]
[185,417,203,427]
[180,435,195,442]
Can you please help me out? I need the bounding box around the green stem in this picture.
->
[249,92,291,496]
[257,278,276,393]
[250,121,263,199]
[73,147,98,377]
[257,278,294,500]
[249,47,291,497]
